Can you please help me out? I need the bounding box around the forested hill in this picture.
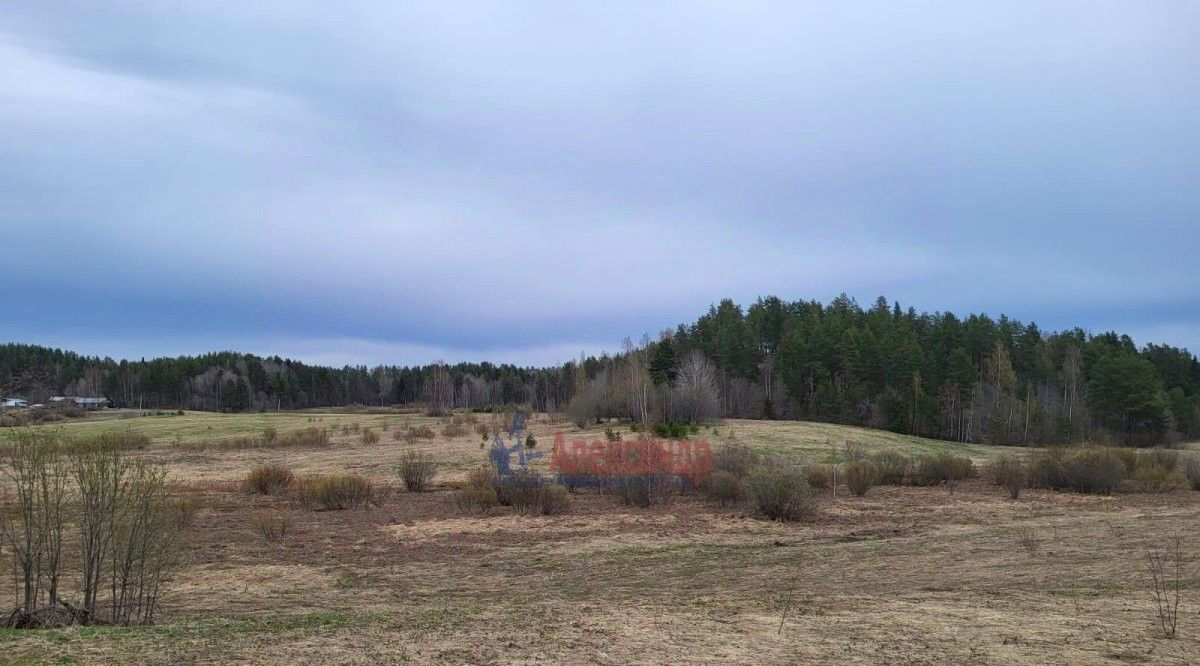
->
[2,295,1198,446]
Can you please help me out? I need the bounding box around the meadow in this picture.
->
[2,411,1198,664]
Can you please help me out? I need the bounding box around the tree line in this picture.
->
[2,294,1197,445]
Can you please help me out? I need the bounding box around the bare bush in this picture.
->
[912,452,975,487]
[703,469,742,506]
[65,440,187,626]
[453,467,498,515]
[300,473,374,510]
[108,459,183,626]
[1027,447,1069,489]
[539,484,572,515]
[843,460,876,497]
[360,427,380,445]
[496,468,544,515]
[396,450,437,492]
[747,467,817,522]
[801,464,835,491]
[869,451,911,485]
[988,455,1027,499]
[1132,465,1186,494]
[1184,456,1200,491]
[403,425,436,443]
[1145,535,1183,638]
[0,432,69,616]
[252,510,293,544]
[839,441,868,462]
[1140,448,1180,473]
[1062,448,1126,495]
[245,464,295,495]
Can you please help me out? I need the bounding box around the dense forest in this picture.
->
[2,295,1198,446]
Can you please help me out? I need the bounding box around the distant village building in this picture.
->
[2,397,29,408]
[49,396,110,409]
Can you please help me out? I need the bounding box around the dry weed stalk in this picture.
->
[1015,526,1041,557]
[1145,534,1183,638]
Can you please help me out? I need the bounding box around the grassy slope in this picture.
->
[0,410,423,445]
[2,409,1033,464]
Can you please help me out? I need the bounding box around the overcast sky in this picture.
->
[1,2,1196,367]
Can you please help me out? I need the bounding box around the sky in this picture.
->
[1,2,1197,367]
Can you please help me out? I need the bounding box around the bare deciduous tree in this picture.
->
[424,360,454,416]
[674,350,721,423]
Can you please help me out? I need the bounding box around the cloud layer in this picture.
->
[1,2,1197,365]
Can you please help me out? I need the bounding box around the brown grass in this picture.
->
[5,416,1200,664]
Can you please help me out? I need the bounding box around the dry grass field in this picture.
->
[2,413,1199,664]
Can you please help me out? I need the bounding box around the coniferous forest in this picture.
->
[3,295,1197,446]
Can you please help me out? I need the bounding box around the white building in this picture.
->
[50,396,110,409]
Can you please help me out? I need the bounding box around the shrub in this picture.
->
[801,463,835,490]
[404,425,437,443]
[1028,448,1070,489]
[453,467,498,514]
[913,452,975,487]
[1184,456,1200,491]
[840,441,868,462]
[713,442,759,479]
[1132,465,1186,494]
[869,451,911,485]
[495,468,545,514]
[703,469,742,506]
[360,427,380,445]
[539,484,572,515]
[988,455,1027,499]
[301,473,374,510]
[246,464,295,495]
[252,509,293,544]
[525,433,537,449]
[1061,448,1126,495]
[1139,448,1180,473]
[747,467,817,522]
[605,427,621,442]
[843,460,876,497]
[396,450,437,492]
[396,448,439,494]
